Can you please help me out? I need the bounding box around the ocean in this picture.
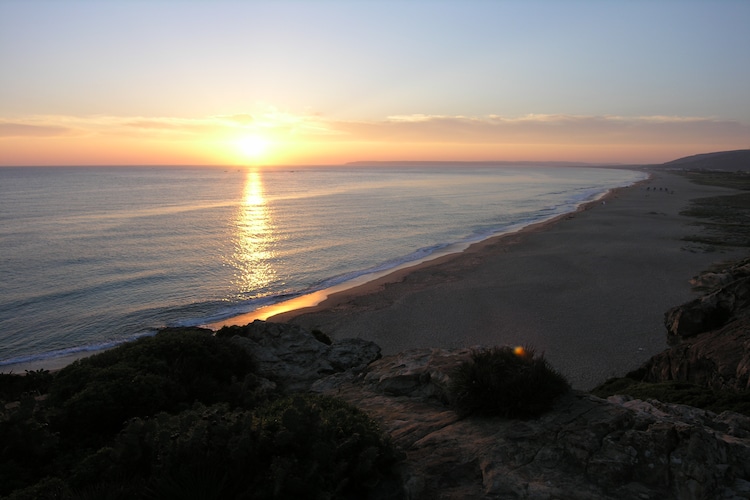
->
[0,165,646,371]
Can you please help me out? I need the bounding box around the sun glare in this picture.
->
[237,135,270,162]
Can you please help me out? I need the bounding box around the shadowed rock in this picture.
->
[638,259,750,391]
[219,319,381,391]
[665,275,750,343]
[221,316,750,498]
[312,346,750,499]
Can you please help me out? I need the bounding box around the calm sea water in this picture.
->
[0,165,645,369]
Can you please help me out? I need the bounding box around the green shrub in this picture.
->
[0,398,59,497]
[0,329,400,498]
[448,346,570,418]
[0,369,54,402]
[47,327,258,439]
[81,396,399,499]
[3,476,70,500]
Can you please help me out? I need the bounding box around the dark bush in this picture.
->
[0,398,59,497]
[448,346,570,418]
[0,328,401,498]
[3,476,70,500]
[47,327,258,438]
[0,369,54,402]
[80,396,399,499]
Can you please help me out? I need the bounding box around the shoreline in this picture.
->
[207,173,644,330]
[233,168,745,390]
[264,179,636,324]
[8,168,745,387]
[3,167,645,375]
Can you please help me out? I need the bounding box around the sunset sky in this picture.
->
[1,0,749,166]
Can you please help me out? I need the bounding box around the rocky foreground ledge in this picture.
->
[221,294,750,500]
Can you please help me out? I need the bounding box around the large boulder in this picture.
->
[665,258,750,344]
[220,320,381,391]
[639,317,750,390]
[632,258,750,390]
[664,275,750,343]
[362,347,474,400]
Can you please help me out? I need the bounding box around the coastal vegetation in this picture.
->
[0,328,398,499]
[679,170,750,248]
[448,346,570,418]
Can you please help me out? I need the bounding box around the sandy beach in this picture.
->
[215,168,746,390]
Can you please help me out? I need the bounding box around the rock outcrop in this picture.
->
[664,275,750,343]
[219,320,381,391]
[638,258,750,390]
[230,320,750,499]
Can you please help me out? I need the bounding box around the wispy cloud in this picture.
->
[0,122,72,137]
[2,112,747,154]
[325,114,750,146]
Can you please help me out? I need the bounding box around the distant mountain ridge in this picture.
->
[345,160,620,168]
[663,149,750,171]
[347,150,750,171]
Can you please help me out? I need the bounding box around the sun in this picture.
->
[236,134,270,162]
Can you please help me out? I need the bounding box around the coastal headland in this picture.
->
[215,165,747,390]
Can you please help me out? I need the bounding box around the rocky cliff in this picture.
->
[638,257,750,391]
[224,319,750,499]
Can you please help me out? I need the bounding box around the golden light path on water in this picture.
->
[209,171,479,330]
[231,170,277,297]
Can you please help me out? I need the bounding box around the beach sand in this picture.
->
[217,169,746,390]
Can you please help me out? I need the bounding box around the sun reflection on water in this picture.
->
[231,170,277,297]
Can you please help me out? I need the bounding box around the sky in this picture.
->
[1,0,749,166]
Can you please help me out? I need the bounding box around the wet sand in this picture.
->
[218,168,745,390]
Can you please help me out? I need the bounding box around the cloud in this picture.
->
[386,114,449,123]
[327,114,750,146]
[125,120,186,130]
[0,122,71,137]
[123,117,221,136]
[2,113,747,152]
[219,114,255,125]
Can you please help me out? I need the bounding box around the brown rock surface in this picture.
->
[318,346,750,499]
[220,320,382,391]
[640,317,750,391]
[230,321,750,499]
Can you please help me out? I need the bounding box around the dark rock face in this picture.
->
[315,347,750,500]
[665,275,750,343]
[641,318,750,390]
[228,320,750,498]
[642,258,750,390]
[224,319,381,391]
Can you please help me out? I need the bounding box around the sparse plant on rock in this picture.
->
[448,346,570,418]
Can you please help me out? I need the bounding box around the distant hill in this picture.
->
[346,160,619,168]
[663,149,750,171]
